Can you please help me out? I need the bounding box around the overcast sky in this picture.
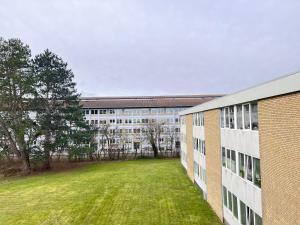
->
[1,0,300,97]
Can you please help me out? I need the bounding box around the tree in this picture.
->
[165,126,179,157]
[115,128,131,159]
[142,121,164,158]
[32,49,94,169]
[0,38,36,173]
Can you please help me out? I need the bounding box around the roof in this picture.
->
[80,94,223,109]
[180,71,300,116]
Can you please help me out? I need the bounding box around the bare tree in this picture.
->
[142,121,164,158]
[98,123,110,159]
[115,128,131,159]
[165,126,179,157]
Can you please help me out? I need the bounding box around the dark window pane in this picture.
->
[244,104,250,129]
[237,105,243,129]
[247,155,253,182]
[223,186,227,207]
[231,150,236,173]
[251,103,259,130]
[222,147,226,167]
[240,201,246,225]
[255,213,262,225]
[228,191,232,211]
[227,149,231,169]
[247,207,254,225]
[233,194,238,219]
[225,108,230,128]
[239,153,245,178]
[254,158,261,188]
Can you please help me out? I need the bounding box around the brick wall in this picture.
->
[185,114,194,181]
[204,109,223,220]
[259,92,300,225]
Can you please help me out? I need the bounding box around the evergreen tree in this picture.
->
[33,49,96,169]
[0,38,37,173]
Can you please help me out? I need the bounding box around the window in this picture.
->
[194,161,199,176]
[221,108,225,128]
[240,201,246,225]
[99,109,107,114]
[109,109,115,114]
[243,104,250,129]
[253,158,261,188]
[251,103,258,130]
[232,194,238,219]
[247,155,253,182]
[225,108,230,128]
[229,106,235,129]
[222,147,226,167]
[228,191,233,211]
[246,206,254,225]
[100,120,106,124]
[255,213,262,225]
[237,105,243,129]
[231,150,236,173]
[223,186,228,207]
[227,149,231,169]
[239,153,245,178]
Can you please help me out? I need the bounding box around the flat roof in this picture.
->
[80,94,223,109]
[179,71,300,115]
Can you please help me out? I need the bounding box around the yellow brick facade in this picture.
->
[185,114,194,181]
[259,92,300,225]
[204,109,223,220]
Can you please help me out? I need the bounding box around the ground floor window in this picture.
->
[228,191,233,211]
[223,186,227,207]
[255,213,262,225]
[232,194,238,219]
[240,200,246,225]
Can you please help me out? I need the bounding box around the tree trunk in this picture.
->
[20,150,31,174]
[43,133,51,170]
[152,143,158,158]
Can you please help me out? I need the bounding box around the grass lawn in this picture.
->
[0,159,222,225]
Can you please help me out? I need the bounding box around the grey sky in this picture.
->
[1,0,300,97]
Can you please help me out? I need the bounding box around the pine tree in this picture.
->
[33,49,96,169]
[0,38,37,173]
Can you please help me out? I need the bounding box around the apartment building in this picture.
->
[80,95,221,153]
[180,72,300,225]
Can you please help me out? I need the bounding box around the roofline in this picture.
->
[179,71,300,116]
[80,94,224,101]
[80,105,194,109]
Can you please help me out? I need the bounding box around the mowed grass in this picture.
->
[0,159,222,225]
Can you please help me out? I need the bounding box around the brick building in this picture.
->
[179,72,300,225]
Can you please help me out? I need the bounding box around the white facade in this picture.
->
[83,107,185,152]
[192,112,207,196]
[180,117,187,169]
[220,103,262,225]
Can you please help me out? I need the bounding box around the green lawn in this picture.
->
[0,159,222,225]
